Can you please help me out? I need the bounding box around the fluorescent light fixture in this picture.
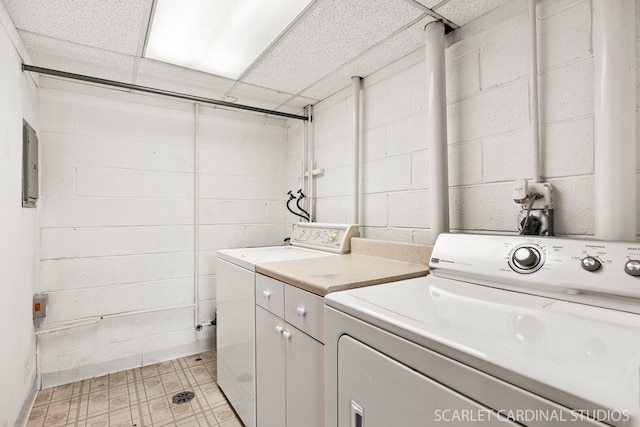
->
[145,0,313,79]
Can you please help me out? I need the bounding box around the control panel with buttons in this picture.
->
[289,223,360,254]
[428,233,640,308]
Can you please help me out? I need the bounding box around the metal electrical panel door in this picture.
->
[22,119,38,208]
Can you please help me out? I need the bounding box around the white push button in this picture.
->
[624,260,640,276]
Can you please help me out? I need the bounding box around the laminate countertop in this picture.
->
[255,238,433,297]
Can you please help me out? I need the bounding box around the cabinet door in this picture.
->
[255,306,286,427]
[285,324,324,427]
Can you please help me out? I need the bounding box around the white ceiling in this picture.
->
[2,0,510,116]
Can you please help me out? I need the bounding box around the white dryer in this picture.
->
[325,233,640,427]
[216,223,358,427]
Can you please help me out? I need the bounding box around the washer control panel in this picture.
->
[429,233,640,302]
[290,223,360,253]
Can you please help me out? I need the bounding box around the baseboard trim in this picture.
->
[15,375,38,427]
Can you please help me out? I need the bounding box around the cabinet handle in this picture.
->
[275,325,283,334]
[263,290,271,299]
[351,400,364,427]
[296,306,306,317]
[282,330,291,340]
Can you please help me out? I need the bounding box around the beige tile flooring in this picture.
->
[27,351,243,427]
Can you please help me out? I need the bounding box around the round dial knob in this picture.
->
[513,247,540,268]
[508,244,545,274]
[581,256,601,272]
[625,260,640,276]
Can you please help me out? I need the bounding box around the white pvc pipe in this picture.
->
[308,105,315,222]
[425,22,449,244]
[194,103,201,326]
[593,0,636,241]
[352,76,362,225]
[35,304,196,335]
[529,0,540,184]
[302,105,309,204]
[35,319,101,335]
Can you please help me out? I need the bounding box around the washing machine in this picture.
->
[325,233,640,427]
[216,223,359,427]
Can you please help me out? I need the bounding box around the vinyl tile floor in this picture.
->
[26,350,243,427]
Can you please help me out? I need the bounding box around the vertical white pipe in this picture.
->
[307,105,315,222]
[194,103,200,326]
[425,22,449,244]
[302,106,309,201]
[529,0,540,184]
[593,0,636,241]
[352,76,362,225]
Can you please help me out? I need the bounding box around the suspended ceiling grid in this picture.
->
[2,0,510,116]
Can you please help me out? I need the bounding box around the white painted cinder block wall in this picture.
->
[37,78,288,387]
[0,7,39,427]
[8,0,640,413]
[291,0,623,241]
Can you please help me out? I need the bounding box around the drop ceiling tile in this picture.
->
[20,31,135,83]
[301,16,434,100]
[225,82,295,111]
[281,95,318,109]
[434,0,511,26]
[242,0,424,95]
[406,0,442,9]
[135,59,235,101]
[2,0,145,55]
[274,103,307,117]
[275,95,317,117]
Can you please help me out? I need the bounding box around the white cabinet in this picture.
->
[255,274,324,427]
[285,323,324,427]
[256,307,286,427]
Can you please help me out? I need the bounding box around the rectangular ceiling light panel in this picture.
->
[145,0,313,79]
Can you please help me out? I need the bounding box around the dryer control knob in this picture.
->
[513,247,539,269]
[581,257,601,272]
[624,260,640,276]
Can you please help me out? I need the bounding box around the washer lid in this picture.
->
[325,276,640,422]
[217,245,335,271]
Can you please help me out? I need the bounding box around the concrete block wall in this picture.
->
[284,118,315,226]
[297,0,601,241]
[37,78,288,386]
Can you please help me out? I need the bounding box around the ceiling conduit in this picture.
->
[593,0,637,241]
[425,21,449,244]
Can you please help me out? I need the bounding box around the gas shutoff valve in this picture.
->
[513,179,552,209]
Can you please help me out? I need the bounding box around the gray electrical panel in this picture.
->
[22,119,38,208]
